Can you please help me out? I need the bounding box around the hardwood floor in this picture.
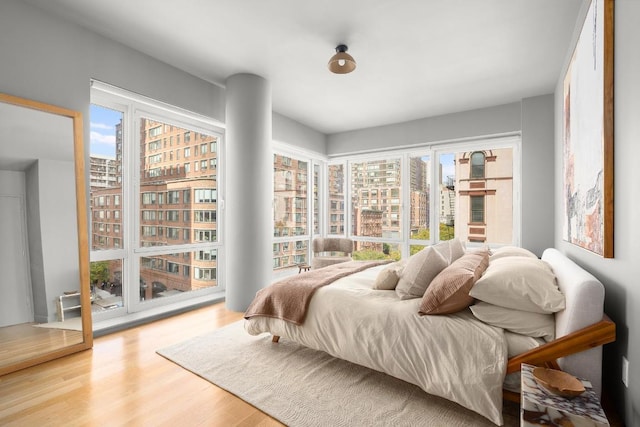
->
[0,302,623,426]
[0,323,83,368]
[0,303,283,427]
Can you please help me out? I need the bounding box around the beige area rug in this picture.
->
[34,317,83,331]
[157,321,519,426]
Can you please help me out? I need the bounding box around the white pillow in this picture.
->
[470,301,555,341]
[469,257,565,313]
[503,331,545,358]
[395,247,448,300]
[489,246,538,261]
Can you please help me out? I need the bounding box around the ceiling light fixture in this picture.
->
[328,44,356,74]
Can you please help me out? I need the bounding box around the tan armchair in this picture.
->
[311,237,353,269]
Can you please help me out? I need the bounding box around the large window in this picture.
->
[90,82,223,320]
[273,153,311,271]
[327,139,518,258]
[350,158,402,258]
[327,164,345,235]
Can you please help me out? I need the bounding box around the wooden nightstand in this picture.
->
[521,363,610,426]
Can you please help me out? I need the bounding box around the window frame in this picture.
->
[329,136,521,258]
[90,81,225,320]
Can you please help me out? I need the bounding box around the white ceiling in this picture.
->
[25,0,583,135]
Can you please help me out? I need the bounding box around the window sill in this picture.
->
[92,290,226,337]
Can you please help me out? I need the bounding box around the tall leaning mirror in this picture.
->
[0,93,92,376]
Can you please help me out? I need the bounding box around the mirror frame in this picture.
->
[0,93,92,376]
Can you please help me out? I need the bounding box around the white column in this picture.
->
[224,74,272,311]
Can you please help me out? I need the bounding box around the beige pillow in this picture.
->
[469,257,565,313]
[395,247,448,300]
[489,246,538,262]
[419,249,489,315]
[432,238,466,265]
[372,260,406,290]
[470,301,555,341]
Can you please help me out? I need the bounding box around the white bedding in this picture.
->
[245,265,508,425]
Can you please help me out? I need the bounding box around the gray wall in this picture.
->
[274,112,326,153]
[327,101,522,155]
[554,1,640,425]
[327,96,556,255]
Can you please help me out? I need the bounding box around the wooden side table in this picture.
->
[521,363,610,426]
[297,264,311,273]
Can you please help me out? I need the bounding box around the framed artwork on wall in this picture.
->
[562,0,614,258]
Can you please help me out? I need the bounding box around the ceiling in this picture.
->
[25,0,583,135]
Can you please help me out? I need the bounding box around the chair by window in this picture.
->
[311,237,353,269]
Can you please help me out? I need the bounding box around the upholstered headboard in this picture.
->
[541,248,605,396]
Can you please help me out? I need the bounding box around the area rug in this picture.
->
[33,317,83,331]
[157,321,519,426]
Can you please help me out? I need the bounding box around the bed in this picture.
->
[244,243,615,426]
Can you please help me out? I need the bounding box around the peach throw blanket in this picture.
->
[244,260,391,325]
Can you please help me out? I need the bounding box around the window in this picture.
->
[329,140,517,257]
[194,188,216,203]
[351,158,402,252]
[470,196,485,223]
[167,191,180,204]
[471,151,486,178]
[91,82,223,318]
[166,227,180,239]
[328,164,345,235]
[194,267,216,281]
[273,152,312,271]
[142,192,157,205]
[194,210,216,222]
[166,210,180,221]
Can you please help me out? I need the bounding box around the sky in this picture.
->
[90,104,122,158]
[439,153,455,183]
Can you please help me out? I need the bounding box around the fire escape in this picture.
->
[445,176,455,227]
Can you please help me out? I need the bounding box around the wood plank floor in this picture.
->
[0,302,623,426]
[0,302,283,427]
[0,323,83,369]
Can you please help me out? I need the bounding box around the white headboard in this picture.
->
[541,248,605,397]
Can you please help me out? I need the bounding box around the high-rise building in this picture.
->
[273,154,309,269]
[90,118,219,299]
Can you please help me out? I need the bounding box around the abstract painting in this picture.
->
[562,0,614,258]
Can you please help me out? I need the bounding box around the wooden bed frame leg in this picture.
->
[272,335,280,343]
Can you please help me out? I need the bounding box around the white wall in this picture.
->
[554,1,640,425]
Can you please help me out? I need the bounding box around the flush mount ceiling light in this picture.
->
[328,44,356,74]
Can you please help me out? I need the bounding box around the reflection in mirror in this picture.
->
[0,93,92,375]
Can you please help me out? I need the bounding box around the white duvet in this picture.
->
[245,265,508,425]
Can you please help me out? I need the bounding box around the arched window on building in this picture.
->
[470,151,485,178]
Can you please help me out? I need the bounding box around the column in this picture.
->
[224,73,272,311]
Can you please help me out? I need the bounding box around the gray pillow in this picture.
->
[395,247,448,300]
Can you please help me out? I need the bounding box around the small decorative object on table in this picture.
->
[532,367,586,398]
[521,363,610,426]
